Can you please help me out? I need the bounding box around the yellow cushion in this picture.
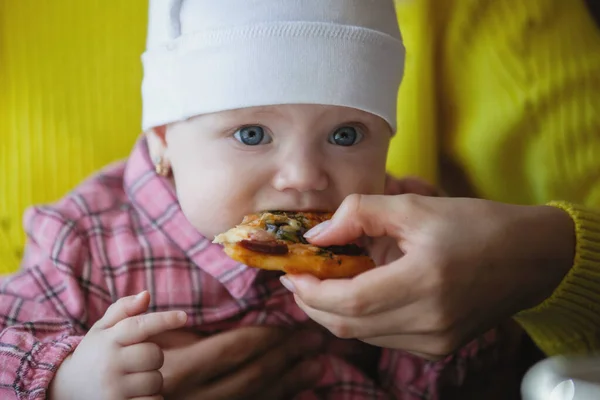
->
[0,0,148,274]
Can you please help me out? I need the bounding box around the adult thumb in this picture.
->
[304,194,404,247]
[93,291,151,330]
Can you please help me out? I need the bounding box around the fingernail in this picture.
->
[280,276,296,293]
[304,221,331,239]
[135,291,147,300]
[176,311,188,323]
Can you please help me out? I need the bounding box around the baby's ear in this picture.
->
[384,175,445,197]
[153,125,167,142]
[145,126,170,164]
[146,125,167,144]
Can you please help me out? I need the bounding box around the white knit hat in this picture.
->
[141,0,405,131]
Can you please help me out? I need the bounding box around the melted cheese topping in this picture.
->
[213,225,259,244]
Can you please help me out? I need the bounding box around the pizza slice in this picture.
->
[213,211,375,279]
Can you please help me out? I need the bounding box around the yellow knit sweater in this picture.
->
[387,0,600,356]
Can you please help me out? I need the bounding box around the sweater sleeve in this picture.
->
[0,206,109,399]
[425,0,600,356]
[515,203,600,356]
[489,0,600,355]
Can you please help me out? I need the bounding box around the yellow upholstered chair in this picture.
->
[0,0,425,274]
[0,0,148,273]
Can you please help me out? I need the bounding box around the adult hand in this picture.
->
[280,194,575,359]
[150,326,324,400]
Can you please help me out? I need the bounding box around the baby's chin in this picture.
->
[180,211,242,241]
[192,221,236,241]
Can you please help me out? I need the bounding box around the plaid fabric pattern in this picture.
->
[0,137,509,399]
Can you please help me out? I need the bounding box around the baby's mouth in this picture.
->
[260,205,334,214]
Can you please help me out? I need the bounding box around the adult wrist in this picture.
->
[514,202,600,355]
[527,204,576,307]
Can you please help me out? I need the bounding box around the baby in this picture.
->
[0,1,510,399]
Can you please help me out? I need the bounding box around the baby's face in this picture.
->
[164,104,391,239]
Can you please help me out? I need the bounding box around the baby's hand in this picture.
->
[385,175,445,197]
[50,291,187,400]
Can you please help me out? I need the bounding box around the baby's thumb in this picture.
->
[93,291,151,330]
[305,194,400,247]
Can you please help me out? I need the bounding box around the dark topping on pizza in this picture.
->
[265,223,281,234]
[316,244,368,257]
[263,213,310,244]
[239,240,288,255]
[324,244,368,256]
[264,211,327,230]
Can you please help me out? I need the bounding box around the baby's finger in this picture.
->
[120,342,164,373]
[123,371,163,398]
[113,311,187,346]
[93,291,151,330]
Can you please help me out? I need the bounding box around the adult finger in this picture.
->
[93,291,151,330]
[130,397,164,400]
[260,359,323,399]
[362,334,453,360]
[120,342,165,373]
[190,326,289,383]
[113,311,188,346]
[304,194,407,246]
[284,253,423,316]
[123,371,163,397]
[194,329,324,399]
[293,295,431,339]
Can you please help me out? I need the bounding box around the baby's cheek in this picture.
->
[176,189,222,236]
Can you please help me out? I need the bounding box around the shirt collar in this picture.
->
[123,135,260,299]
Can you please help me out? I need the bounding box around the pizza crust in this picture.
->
[222,242,375,279]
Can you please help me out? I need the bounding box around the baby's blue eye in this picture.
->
[233,126,271,146]
[329,126,363,146]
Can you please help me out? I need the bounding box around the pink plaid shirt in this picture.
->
[0,137,513,399]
